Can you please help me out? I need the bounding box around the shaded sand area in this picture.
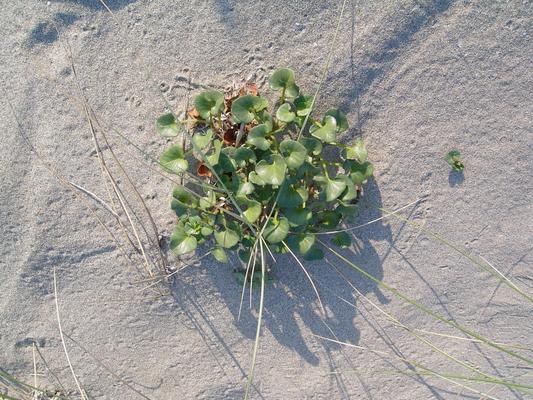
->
[1,1,532,399]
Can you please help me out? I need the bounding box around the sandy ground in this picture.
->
[1,1,532,399]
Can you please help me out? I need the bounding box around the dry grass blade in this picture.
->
[3,87,147,281]
[53,269,88,400]
[62,39,160,283]
[63,333,154,400]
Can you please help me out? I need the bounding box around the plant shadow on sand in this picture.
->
[167,179,393,388]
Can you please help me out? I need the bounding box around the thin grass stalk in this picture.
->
[4,88,148,281]
[378,206,532,302]
[314,335,507,400]
[319,240,533,365]
[62,44,157,280]
[33,345,70,398]
[63,333,154,400]
[53,269,87,400]
[282,241,325,314]
[325,259,526,392]
[295,0,349,141]
[243,237,266,400]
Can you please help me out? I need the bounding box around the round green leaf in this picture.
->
[287,233,315,255]
[160,145,189,174]
[192,129,214,150]
[255,154,287,186]
[247,124,271,150]
[314,175,347,202]
[268,68,300,98]
[156,113,183,137]
[345,138,367,163]
[231,95,268,124]
[238,197,262,223]
[276,103,296,123]
[310,115,337,143]
[237,181,255,196]
[278,183,308,208]
[300,137,323,156]
[336,202,359,218]
[320,210,342,229]
[338,175,357,201]
[445,150,464,172]
[264,217,290,243]
[249,171,266,186]
[325,108,349,132]
[170,227,197,255]
[326,177,347,202]
[234,147,257,167]
[344,160,374,184]
[294,95,314,116]
[332,232,351,248]
[214,228,240,248]
[283,207,312,227]
[194,90,224,119]
[212,247,228,263]
[279,139,307,169]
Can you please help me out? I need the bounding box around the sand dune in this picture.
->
[1,1,532,399]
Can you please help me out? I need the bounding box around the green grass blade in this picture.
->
[378,206,532,302]
[318,239,533,366]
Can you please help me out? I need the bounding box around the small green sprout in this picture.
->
[156,68,375,278]
[445,150,465,172]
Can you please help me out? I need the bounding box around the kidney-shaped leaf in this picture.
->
[294,95,314,116]
[170,227,197,255]
[231,95,268,124]
[280,139,307,169]
[194,90,224,119]
[214,228,240,248]
[345,138,367,163]
[300,137,323,156]
[171,186,198,216]
[160,145,189,174]
[325,108,349,133]
[247,124,271,150]
[310,115,337,143]
[156,113,183,137]
[255,154,287,186]
[238,197,262,224]
[276,103,296,123]
[283,206,312,227]
[212,247,228,263]
[234,147,257,167]
[264,217,290,243]
[192,129,213,150]
[269,68,300,98]
[278,182,308,208]
[287,233,315,255]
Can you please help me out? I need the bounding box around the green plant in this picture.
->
[445,149,464,172]
[156,68,373,276]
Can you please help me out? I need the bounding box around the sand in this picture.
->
[1,0,532,399]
